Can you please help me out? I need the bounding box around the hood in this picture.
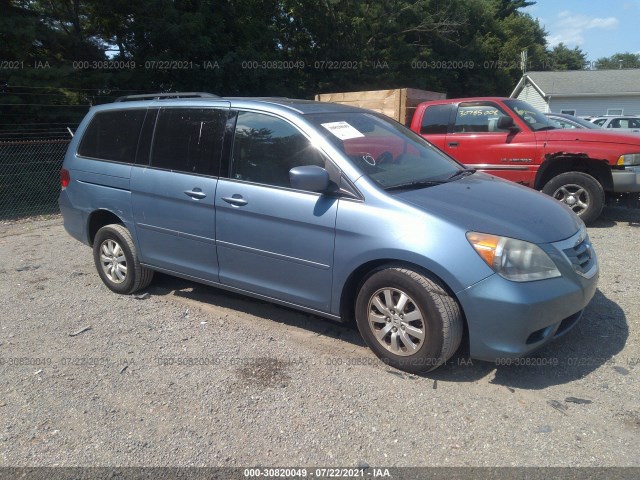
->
[393,172,582,244]
[542,128,640,146]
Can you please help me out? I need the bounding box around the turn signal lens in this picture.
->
[617,154,640,166]
[466,232,501,266]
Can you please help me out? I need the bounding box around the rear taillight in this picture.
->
[60,168,70,189]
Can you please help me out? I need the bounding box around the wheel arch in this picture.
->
[339,259,469,340]
[534,154,613,192]
[87,209,126,246]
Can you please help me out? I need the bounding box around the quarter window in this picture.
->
[231,112,324,188]
[78,109,146,163]
[453,103,512,133]
[151,108,227,176]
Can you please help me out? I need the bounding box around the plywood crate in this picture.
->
[314,88,446,126]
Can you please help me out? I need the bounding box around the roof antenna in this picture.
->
[520,50,528,74]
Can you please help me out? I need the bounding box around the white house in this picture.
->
[510,69,640,116]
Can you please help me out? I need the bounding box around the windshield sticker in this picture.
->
[459,108,500,117]
[321,121,365,140]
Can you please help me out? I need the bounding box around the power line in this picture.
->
[0,103,91,107]
[0,133,70,137]
[0,112,87,116]
[0,122,80,125]
[0,133,75,137]
[4,85,149,93]
[0,129,71,134]
[0,91,119,98]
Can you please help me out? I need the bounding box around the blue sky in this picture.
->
[522,1,640,61]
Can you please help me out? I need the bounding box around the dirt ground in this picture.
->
[0,208,638,467]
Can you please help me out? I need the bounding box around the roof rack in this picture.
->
[114,92,220,102]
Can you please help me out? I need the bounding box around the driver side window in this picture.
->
[231,111,324,188]
[453,103,512,133]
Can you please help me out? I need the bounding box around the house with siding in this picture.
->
[510,69,640,116]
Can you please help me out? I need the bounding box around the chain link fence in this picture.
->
[0,138,70,220]
[0,134,637,222]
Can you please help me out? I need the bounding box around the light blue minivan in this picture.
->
[59,92,598,372]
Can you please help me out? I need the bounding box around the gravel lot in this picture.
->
[0,208,638,468]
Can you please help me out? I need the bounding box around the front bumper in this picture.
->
[457,229,599,361]
[612,166,640,193]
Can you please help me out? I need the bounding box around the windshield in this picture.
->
[503,99,557,132]
[569,116,602,129]
[548,114,601,130]
[306,112,462,190]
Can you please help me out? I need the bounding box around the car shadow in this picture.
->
[591,205,640,228]
[428,289,629,389]
[147,276,628,390]
[147,273,366,346]
[490,288,628,389]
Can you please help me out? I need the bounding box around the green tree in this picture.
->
[546,43,587,70]
[595,53,640,70]
[1,0,551,108]
[0,0,106,129]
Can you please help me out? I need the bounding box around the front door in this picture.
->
[444,101,539,186]
[215,111,338,312]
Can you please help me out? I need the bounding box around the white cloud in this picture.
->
[547,12,619,47]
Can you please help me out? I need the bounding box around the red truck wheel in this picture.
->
[542,172,604,224]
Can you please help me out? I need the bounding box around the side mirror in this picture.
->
[289,165,330,192]
[497,116,519,132]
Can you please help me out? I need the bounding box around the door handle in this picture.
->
[222,195,248,206]
[184,188,206,199]
[448,142,459,148]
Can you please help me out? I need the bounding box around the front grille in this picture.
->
[562,236,596,277]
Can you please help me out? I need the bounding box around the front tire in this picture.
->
[542,172,604,224]
[355,267,463,374]
[93,224,154,294]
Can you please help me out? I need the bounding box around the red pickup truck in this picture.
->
[409,97,640,223]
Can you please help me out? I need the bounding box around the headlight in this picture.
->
[466,232,561,282]
[617,153,640,166]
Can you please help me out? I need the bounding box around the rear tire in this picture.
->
[93,224,154,294]
[355,267,463,374]
[542,172,604,224]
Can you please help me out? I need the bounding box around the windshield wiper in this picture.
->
[447,168,476,180]
[385,179,446,191]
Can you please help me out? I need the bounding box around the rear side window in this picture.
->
[610,118,640,129]
[420,104,452,134]
[78,109,146,162]
[150,108,227,176]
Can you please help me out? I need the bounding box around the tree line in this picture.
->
[1,0,639,128]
